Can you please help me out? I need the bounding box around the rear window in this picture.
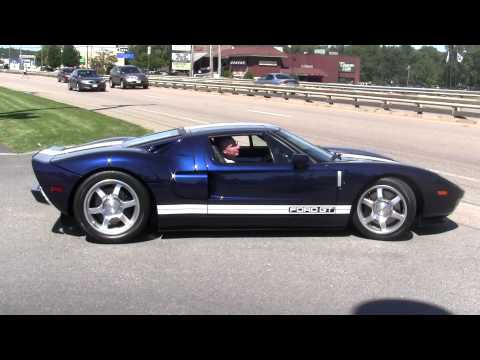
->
[63,68,73,73]
[275,74,292,79]
[121,67,141,74]
[124,129,181,146]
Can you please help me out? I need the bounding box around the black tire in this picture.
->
[73,171,152,244]
[76,82,82,92]
[109,78,115,88]
[121,79,127,89]
[143,84,149,89]
[57,77,61,82]
[352,177,417,241]
[68,82,72,91]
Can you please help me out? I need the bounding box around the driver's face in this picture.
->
[223,141,240,157]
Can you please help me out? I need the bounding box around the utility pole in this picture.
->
[406,64,410,87]
[209,45,213,77]
[217,45,222,78]
[190,45,194,77]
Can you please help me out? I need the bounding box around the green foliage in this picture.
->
[90,51,118,75]
[222,69,233,78]
[62,45,80,67]
[128,45,171,70]
[244,71,254,79]
[46,45,62,68]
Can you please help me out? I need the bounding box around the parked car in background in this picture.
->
[41,65,55,72]
[68,69,106,92]
[255,73,300,86]
[57,67,74,83]
[109,65,149,89]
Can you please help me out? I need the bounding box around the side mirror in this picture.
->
[292,154,309,170]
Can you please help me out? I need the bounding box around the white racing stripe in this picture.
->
[247,110,291,118]
[340,153,398,163]
[157,204,351,215]
[39,141,124,156]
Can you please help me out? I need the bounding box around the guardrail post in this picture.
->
[353,98,360,108]
[305,93,313,103]
[247,89,255,96]
[194,84,198,91]
[218,86,223,94]
[283,92,289,100]
[182,83,187,90]
[264,90,271,98]
[232,87,238,95]
[452,106,460,117]
[206,86,211,92]
[327,95,334,105]
[383,100,390,110]
[416,103,423,114]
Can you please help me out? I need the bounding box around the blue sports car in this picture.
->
[31,122,464,243]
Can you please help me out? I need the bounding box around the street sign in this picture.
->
[172,62,191,71]
[172,45,191,52]
[117,53,135,59]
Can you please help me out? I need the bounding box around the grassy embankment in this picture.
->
[0,86,150,152]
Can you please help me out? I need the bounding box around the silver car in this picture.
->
[255,73,299,86]
[109,65,149,89]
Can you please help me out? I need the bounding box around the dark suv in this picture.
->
[109,65,149,89]
[57,67,74,82]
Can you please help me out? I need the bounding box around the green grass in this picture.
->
[0,86,151,152]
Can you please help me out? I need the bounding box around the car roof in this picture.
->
[184,122,280,136]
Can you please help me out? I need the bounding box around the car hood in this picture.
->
[37,137,134,158]
[324,146,397,163]
[123,73,146,77]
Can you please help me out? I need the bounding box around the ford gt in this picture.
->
[31,123,464,243]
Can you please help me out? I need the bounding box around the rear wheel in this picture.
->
[109,79,115,88]
[352,177,416,240]
[73,171,152,244]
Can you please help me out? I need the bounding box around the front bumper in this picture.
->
[125,78,148,86]
[79,83,106,90]
[31,181,51,205]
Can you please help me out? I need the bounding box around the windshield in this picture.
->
[278,129,332,162]
[275,74,292,79]
[124,129,181,146]
[63,68,73,73]
[78,70,97,77]
[121,67,141,74]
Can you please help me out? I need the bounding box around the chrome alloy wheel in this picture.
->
[83,179,140,236]
[356,184,408,235]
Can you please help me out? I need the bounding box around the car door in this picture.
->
[204,132,342,227]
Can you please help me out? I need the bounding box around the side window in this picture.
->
[264,135,295,164]
[265,74,274,80]
[209,133,295,165]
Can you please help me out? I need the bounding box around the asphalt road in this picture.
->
[1,73,480,314]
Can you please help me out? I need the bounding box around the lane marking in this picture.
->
[247,110,291,118]
[427,168,480,183]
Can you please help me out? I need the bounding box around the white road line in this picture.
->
[427,168,480,183]
[126,107,210,125]
[247,110,291,118]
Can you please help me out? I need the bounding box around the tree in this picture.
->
[90,50,118,75]
[46,45,62,68]
[128,45,171,70]
[62,45,80,67]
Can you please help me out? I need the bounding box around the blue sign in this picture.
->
[117,52,135,59]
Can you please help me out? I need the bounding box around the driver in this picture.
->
[215,136,240,163]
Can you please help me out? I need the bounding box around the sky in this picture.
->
[0,45,448,52]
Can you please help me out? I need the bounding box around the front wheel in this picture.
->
[109,79,115,88]
[352,177,417,241]
[121,80,127,89]
[73,171,152,244]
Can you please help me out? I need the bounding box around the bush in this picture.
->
[222,69,233,78]
[244,71,254,79]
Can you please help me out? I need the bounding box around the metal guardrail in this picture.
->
[148,78,480,119]
[1,70,479,119]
